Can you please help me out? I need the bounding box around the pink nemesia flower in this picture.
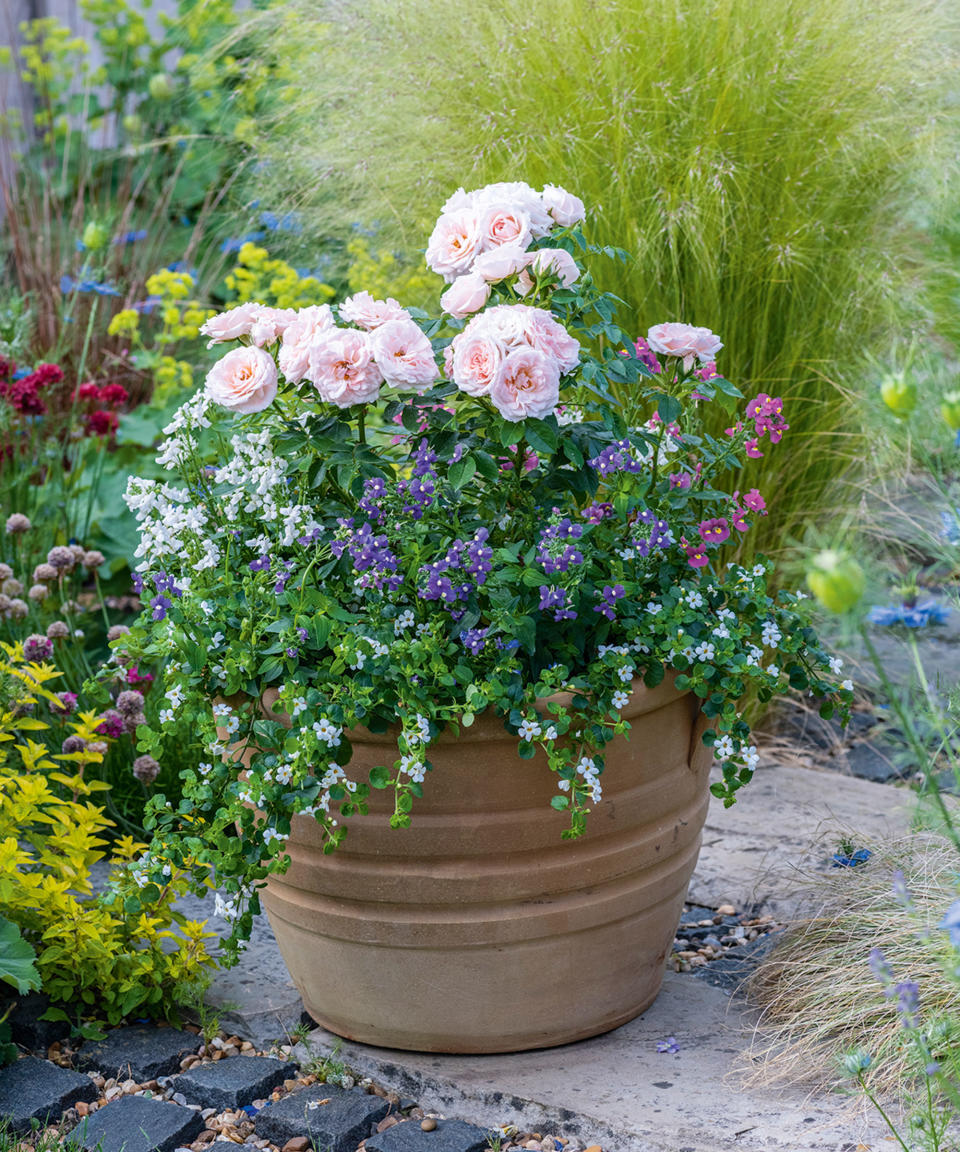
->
[498,445,540,472]
[685,544,711,569]
[745,438,764,459]
[489,347,560,422]
[670,472,692,489]
[698,518,730,545]
[730,507,749,532]
[743,488,767,514]
[307,329,383,408]
[338,291,409,330]
[370,318,438,391]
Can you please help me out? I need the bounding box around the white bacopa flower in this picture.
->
[210,631,225,648]
[290,696,307,718]
[714,735,735,759]
[612,690,630,709]
[743,746,760,770]
[829,656,844,675]
[712,624,730,640]
[694,641,716,663]
[841,679,854,692]
[416,622,431,637]
[618,664,634,683]
[753,564,767,577]
[313,718,342,746]
[395,609,415,634]
[158,707,175,725]
[685,590,704,609]
[517,718,542,740]
[544,726,558,741]
[766,664,780,678]
[761,622,782,648]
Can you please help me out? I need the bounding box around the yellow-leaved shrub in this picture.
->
[0,650,216,1024]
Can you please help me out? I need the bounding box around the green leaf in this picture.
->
[369,765,392,789]
[0,916,40,994]
[656,395,682,424]
[550,795,570,810]
[447,455,477,489]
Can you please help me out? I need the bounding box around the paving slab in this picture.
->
[76,1025,198,1082]
[253,1083,389,1151]
[291,972,888,1152]
[172,1054,292,1111]
[0,1056,98,1136]
[68,1095,203,1152]
[366,1118,494,1152]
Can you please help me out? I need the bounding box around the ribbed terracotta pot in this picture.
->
[253,675,713,1054]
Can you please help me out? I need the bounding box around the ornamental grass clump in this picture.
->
[256,0,958,565]
[121,183,850,951]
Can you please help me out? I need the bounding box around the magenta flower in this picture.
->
[684,544,710,569]
[52,691,79,715]
[730,507,749,532]
[745,438,764,459]
[670,472,692,490]
[698,518,730,545]
[743,488,767,513]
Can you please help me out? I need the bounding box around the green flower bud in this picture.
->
[122,113,143,137]
[148,72,174,101]
[941,390,960,432]
[82,221,109,251]
[806,550,865,615]
[880,371,917,417]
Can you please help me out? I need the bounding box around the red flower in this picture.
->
[99,383,129,407]
[24,363,64,389]
[76,382,100,402]
[86,409,118,437]
[0,358,15,382]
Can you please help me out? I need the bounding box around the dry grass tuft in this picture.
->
[746,833,960,1097]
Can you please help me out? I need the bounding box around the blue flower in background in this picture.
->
[941,509,960,546]
[940,899,960,949]
[867,600,950,628]
[60,274,120,297]
[115,229,148,245]
[260,210,302,234]
[221,232,265,254]
[166,260,197,277]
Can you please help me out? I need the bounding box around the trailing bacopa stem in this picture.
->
[117,181,852,956]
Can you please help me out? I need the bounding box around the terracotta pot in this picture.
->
[251,675,713,1054]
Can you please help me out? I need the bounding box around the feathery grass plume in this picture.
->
[257,0,959,564]
[746,833,960,1099]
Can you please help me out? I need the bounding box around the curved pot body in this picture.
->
[262,676,713,1053]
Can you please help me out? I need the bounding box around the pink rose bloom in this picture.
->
[525,310,580,375]
[307,329,383,408]
[338,291,409,331]
[541,184,586,228]
[200,302,262,347]
[370,318,437,390]
[488,347,560,422]
[426,209,483,279]
[480,206,532,251]
[248,306,298,347]
[646,322,723,370]
[205,346,278,414]
[473,245,532,282]
[451,332,505,397]
[278,304,336,383]
[517,248,581,292]
[441,273,491,319]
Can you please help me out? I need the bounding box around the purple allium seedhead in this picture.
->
[23,633,54,663]
[116,689,145,717]
[133,754,160,784]
[52,691,78,715]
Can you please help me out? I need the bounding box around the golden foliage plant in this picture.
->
[0,648,216,1024]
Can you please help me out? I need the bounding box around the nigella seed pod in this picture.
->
[879,371,917,418]
[940,390,960,432]
[805,550,865,614]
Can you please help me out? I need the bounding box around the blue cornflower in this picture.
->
[867,601,949,628]
[939,898,960,949]
[832,848,872,868]
[220,232,265,254]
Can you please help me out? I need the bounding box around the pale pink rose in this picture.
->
[307,328,383,407]
[646,322,723,370]
[278,305,336,382]
[205,346,278,414]
[440,273,491,319]
[441,186,472,214]
[489,347,560,422]
[248,306,298,347]
[338,291,409,331]
[442,343,456,379]
[200,302,262,347]
[473,245,533,282]
[524,310,581,375]
[425,209,483,279]
[516,248,581,292]
[370,318,437,390]
[466,303,532,348]
[476,182,553,236]
[451,333,505,397]
[541,184,586,228]
[481,206,531,251]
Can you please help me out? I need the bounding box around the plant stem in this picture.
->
[357,406,367,446]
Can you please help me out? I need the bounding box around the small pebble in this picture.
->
[281,1139,309,1152]
[75,1102,89,1117]
[172,1092,188,1106]
[421,1117,438,1132]
[716,903,736,915]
